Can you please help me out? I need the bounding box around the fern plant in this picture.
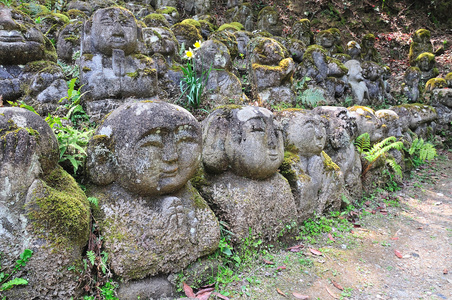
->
[0,249,33,293]
[408,138,437,166]
[355,133,371,154]
[360,136,404,178]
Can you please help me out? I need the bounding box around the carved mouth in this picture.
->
[268,152,280,161]
[109,36,126,44]
[0,30,24,42]
[161,167,178,178]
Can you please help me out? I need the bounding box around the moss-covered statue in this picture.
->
[0,7,68,115]
[199,106,298,242]
[375,109,403,139]
[414,52,439,87]
[390,104,437,141]
[298,45,348,105]
[170,21,203,49]
[275,109,344,221]
[225,3,254,32]
[248,37,296,106]
[312,106,362,199]
[428,73,452,136]
[80,7,158,121]
[193,39,245,106]
[408,29,433,66]
[86,101,220,295]
[274,36,306,64]
[348,106,383,143]
[291,18,314,46]
[256,6,282,36]
[346,40,361,60]
[361,33,381,63]
[401,67,421,103]
[315,28,342,56]
[0,107,90,299]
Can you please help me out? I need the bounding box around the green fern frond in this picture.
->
[419,142,436,161]
[355,133,371,153]
[365,139,403,163]
[86,251,96,266]
[385,158,402,178]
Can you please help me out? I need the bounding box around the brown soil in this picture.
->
[216,150,452,299]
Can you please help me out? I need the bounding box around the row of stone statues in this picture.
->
[2,4,450,123]
[0,99,440,298]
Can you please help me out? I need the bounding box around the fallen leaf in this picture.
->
[287,244,304,252]
[380,211,388,215]
[276,265,287,271]
[331,280,343,291]
[364,201,371,206]
[390,237,399,240]
[328,233,335,242]
[350,230,355,234]
[444,269,448,274]
[183,282,195,298]
[212,292,230,300]
[353,224,361,228]
[394,250,403,258]
[417,227,423,230]
[263,259,274,265]
[292,292,309,299]
[325,286,338,299]
[372,210,376,214]
[196,289,213,300]
[277,288,287,297]
[309,248,323,256]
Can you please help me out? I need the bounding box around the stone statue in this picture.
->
[402,67,421,103]
[361,61,385,106]
[80,7,158,121]
[346,41,361,60]
[414,52,439,87]
[256,6,282,36]
[248,37,296,106]
[276,109,344,221]
[344,60,369,105]
[199,106,298,242]
[291,19,314,46]
[375,109,403,139]
[193,39,245,106]
[86,101,220,289]
[391,104,437,140]
[361,33,380,62]
[313,106,362,199]
[348,106,383,143]
[0,107,90,299]
[315,28,342,56]
[0,7,67,115]
[408,29,433,66]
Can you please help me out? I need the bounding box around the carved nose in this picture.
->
[0,9,19,31]
[162,139,178,162]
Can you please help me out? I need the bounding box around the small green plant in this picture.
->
[358,134,404,179]
[58,51,81,80]
[0,0,14,7]
[295,77,325,109]
[179,41,212,109]
[407,137,437,167]
[59,78,90,127]
[45,114,93,174]
[0,249,33,293]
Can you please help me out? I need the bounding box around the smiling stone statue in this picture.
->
[86,101,219,288]
[80,7,158,121]
[199,106,298,242]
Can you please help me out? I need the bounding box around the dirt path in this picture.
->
[223,151,452,300]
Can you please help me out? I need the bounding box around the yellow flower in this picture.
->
[185,49,194,59]
[194,40,202,48]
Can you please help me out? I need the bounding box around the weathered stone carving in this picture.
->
[0,7,67,114]
[256,6,282,36]
[0,107,89,299]
[248,37,296,106]
[361,33,380,62]
[80,7,158,121]
[276,109,344,221]
[408,29,433,66]
[348,106,383,143]
[346,41,361,60]
[375,109,403,139]
[86,101,220,283]
[361,60,385,106]
[315,28,342,56]
[313,106,362,199]
[344,60,369,105]
[414,52,439,87]
[225,3,254,32]
[291,19,314,46]
[391,104,437,140]
[199,106,298,241]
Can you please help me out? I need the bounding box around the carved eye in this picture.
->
[251,124,265,132]
[175,128,198,143]
[139,134,163,148]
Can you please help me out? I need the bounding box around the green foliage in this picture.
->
[0,249,33,292]
[355,133,371,154]
[83,280,118,300]
[87,197,99,208]
[60,78,90,127]
[408,138,437,166]
[360,136,404,179]
[295,77,325,109]
[298,213,352,243]
[45,114,93,174]
[58,51,81,82]
[0,0,14,7]
[178,43,212,109]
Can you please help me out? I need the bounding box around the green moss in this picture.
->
[258,6,278,19]
[279,150,300,181]
[425,78,447,91]
[187,183,209,210]
[445,72,452,81]
[230,22,244,30]
[348,105,375,114]
[415,52,435,63]
[326,57,348,73]
[156,6,178,15]
[143,13,170,27]
[218,23,241,32]
[190,166,209,190]
[414,29,430,40]
[321,151,340,172]
[83,53,94,61]
[27,166,90,247]
[17,2,49,16]
[24,60,60,74]
[181,19,201,29]
[171,23,203,46]
[199,20,216,33]
[362,33,376,41]
[82,67,91,72]
[66,9,88,19]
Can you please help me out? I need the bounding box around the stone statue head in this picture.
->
[202,106,284,179]
[375,109,402,138]
[346,41,361,59]
[142,26,179,56]
[315,30,334,48]
[84,7,139,56]
[249,37,286,66]
[195,39,231,70]
[86,101,201,196]
[362,61,382,81]
[0,7,49,64]
[348,106,383,143]
[404,67,420,87]
[276,110,327,157]
[415,52,435,72]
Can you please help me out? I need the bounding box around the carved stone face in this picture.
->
[91,8,138,56]
[416,55,432,72]
[90,102,201,196]
[233,31,251,56]
[316,32,334,48]
[362,61,382,81]
[346,60,364,82]
[349,107,383,143]
[196,39,230,69]
[283,111,326,157]
[0,8,46,64]
[253,38,284,65]
[226,106,284,179]
[142,27,178,56]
